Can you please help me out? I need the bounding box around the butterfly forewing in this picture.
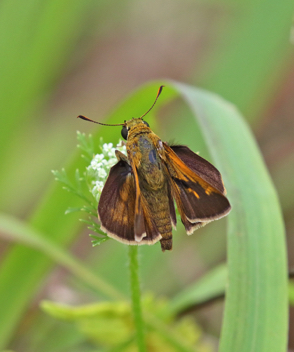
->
[98,159,137,243]
[170,145,226,194]
[98,155,162,245]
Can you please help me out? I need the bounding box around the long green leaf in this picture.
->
[0,213,123,301]
[168,82,288,352]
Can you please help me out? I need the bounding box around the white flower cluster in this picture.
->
[87,141,127,201]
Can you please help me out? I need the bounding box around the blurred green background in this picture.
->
[0,0,294,350]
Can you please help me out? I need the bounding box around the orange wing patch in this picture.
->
[162,143,231,230]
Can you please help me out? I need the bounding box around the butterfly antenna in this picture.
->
[139,85,164,119]
[77,115,124,126]
[78,86,164,124]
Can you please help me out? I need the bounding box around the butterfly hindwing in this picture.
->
[163,143,231,230]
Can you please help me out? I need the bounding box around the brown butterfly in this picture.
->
[78,86,231,251]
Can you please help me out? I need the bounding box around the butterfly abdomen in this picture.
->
[142,184,173,251]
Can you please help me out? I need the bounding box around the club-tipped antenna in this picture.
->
[77,85,164,125]
[139,85,164,119]
[77,115,124,126]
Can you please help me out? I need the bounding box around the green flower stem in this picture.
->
[1,213,194,351]
[128,245,146,352]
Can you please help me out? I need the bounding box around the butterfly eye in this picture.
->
[143,121,149,127]
[121,126,128,140]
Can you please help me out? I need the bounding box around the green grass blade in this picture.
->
[168,81,288,352]
[0,213,124,299]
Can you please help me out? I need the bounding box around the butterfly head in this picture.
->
[121,118,150,140]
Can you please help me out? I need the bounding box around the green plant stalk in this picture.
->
[0,213,200,352]
[128,246,146,352]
